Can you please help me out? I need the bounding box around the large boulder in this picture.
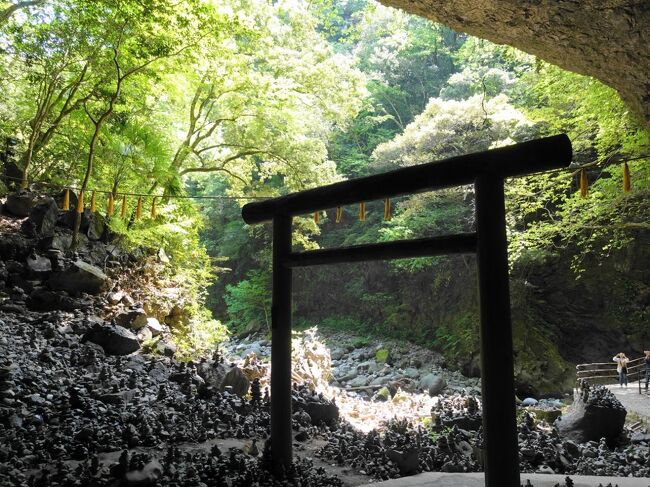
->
[4,190,38,217]
[293,396,339,427]
[49,260,109,295]
[87,213,106,241]
[0,233,32,261]
[23,197,59,236]
[197,361,250,397]
[82,322,140,355]
[555,385,626,444]
[40,233,73,252]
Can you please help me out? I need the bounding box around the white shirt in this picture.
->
[613,356,629,373]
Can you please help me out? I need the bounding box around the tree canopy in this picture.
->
[0,0,648,361]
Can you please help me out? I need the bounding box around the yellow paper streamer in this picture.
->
[62,189,70,211]
[623,162,631,193]
[314,211,319,224]
[335,207,342,224]
[89,191,96,213]
[579,169,588,198]
[384,198,391,221]
[76,190,84,213]
[359,202,366,221]
[136,196,143,220]
[120,195,127,218]
[107,193,114,217]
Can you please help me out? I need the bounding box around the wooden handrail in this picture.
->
[576,357,643,369]
[576,355,647,394]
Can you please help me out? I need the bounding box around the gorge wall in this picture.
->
[377,0,650,127]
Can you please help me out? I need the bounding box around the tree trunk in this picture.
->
[71,126,101,248]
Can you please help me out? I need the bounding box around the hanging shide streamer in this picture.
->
[359,202,366,221]
[107,193,114,217]
[151,197,157,218]
[383,198,391,221]
[335,207,342,224]
[62,189,70,211]
[120,195,127,218]
[90,191,96,214]
[136,196,143,220]
[623,162,631,192]
[313,211,319,224]
[579,168,588,198]
[76,190,84,213]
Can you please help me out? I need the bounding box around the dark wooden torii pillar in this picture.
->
[242,134,572,486]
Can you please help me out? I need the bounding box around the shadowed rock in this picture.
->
[49,260,109,295]
[82,322,140,355]
[555,385,626,443]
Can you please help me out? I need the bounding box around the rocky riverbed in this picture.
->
[1,191,650,486]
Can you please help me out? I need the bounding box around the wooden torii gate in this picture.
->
[241,134,572,487]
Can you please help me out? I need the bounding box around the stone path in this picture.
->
[607,383,650,419]
[360,472,650,487]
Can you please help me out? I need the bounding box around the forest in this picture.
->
[0,0,649,395]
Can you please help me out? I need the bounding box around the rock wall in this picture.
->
[377,0,650,127]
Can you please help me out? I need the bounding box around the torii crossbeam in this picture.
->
[241,134,572,487]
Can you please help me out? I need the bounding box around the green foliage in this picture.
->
[224,270,272,334]
[171,307,230,360]
[375,348,389,362]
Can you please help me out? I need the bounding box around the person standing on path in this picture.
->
[644,351,650,391]
[613,352,629,387]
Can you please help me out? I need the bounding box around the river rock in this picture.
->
[146,317,164,336]
[108,291,125,304]
[403,367,420,379]
[25,253,52,275]
[419,373,447,396]
[82,323,140,355]
[49,260,109,295]
[521,397,539,407]
[115,308,148,330]
[555,385,626,443]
